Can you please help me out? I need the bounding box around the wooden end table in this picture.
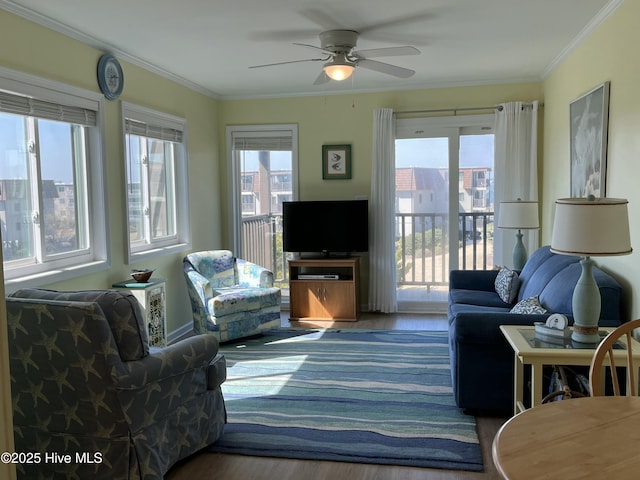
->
[500,325,639,415]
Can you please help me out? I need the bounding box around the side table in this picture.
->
[500,325,640,415]
[112,278,167,347]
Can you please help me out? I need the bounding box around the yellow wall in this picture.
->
[0,10,223,334]
[542,0,640,319]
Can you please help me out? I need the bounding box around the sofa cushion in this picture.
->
[495,267,519,304]
[209,286,281,317]
[10,288,149,361]
[449,289,512,309]
[449,302,511,319]
[518,247,578,301]
[510,296,547,314]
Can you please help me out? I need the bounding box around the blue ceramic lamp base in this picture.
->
[512,230,527,270]
[571,256,601,343]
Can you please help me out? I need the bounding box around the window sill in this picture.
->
[127,242,191,265]
[3,260,111,294]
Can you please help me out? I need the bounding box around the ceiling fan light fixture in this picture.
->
[323,52,355,81]
[324,63,355,81]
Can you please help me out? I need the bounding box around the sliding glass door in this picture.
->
[395,115,494,311]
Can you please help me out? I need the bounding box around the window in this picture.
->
[395,114,495,309]
[0,67,108,286]
[227,124,298,296]
[473,170,486,187]
[122,103,190,262]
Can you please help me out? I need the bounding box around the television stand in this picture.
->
[288,257,360,322]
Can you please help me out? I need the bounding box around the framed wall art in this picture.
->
[570,81,610,198]
[322,144,352,179]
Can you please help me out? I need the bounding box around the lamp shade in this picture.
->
[498,200,540,230]
[550,197,632,256]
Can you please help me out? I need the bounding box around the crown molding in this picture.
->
[542,0,624,79]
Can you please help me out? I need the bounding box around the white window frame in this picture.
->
[121,102,191,263]
[0,66,110,290]
[226,124,299,254]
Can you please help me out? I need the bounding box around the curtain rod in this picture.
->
[394,102,541,116]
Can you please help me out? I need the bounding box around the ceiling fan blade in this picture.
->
[299,8,434,37]
[357,59,415,78]
[293,42,336,56]
[355,46,420,59]
[313,70,330,85]
[358,12,436,35]
[249,58,326,69]
[250,29,318,42]
[299,8,346,31]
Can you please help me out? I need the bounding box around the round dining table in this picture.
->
[492,396,640,479]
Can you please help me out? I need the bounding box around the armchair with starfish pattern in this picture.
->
[6,288,227,480]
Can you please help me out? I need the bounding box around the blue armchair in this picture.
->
[183,250,281,342]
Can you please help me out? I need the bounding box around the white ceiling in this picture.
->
[2,0,619,99]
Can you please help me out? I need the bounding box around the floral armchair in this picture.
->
[6,288,227,480]
[183,250,281,342]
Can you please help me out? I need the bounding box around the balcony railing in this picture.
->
[241,211,494,291]
[395,212,494,289]
[457,211,494,270]
[241,213,289,286]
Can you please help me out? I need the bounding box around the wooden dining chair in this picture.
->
[589,319,640,396]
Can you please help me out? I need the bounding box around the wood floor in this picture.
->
[165,313,508,480]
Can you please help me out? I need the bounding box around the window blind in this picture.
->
[0,90,97,126]
[124,118,183,143]
[232,132,292,151]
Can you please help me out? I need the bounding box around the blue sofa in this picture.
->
[448,245,623,414]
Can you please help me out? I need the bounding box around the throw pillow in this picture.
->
[510,296,548,314]
[495,267,520,304]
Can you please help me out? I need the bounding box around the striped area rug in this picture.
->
[209,329,483,472]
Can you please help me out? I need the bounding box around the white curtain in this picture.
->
[369,108,397,312]
[494,101,539,268]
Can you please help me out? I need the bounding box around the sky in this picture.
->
[241,134,494,171]
[0,116,74,183]
[395,135,494,169]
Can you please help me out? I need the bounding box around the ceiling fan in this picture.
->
[249,29,420,84]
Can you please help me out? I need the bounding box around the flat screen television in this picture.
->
[282,199,368,256]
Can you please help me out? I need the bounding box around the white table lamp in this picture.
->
[498,199,540,270]
[550,196,632,343]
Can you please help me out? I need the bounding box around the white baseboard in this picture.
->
[167,322,194,344]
